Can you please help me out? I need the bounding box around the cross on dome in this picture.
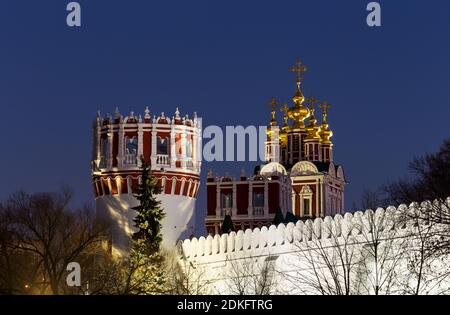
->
[291,59,308,83]
[267,97,278,125]
[319,101,331,123]
[307,96,318,113]
[319,100,331,113]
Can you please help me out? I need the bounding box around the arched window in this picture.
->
[300,185,313,217]
[253,191,264,216]
[186,136,193,158]
[221,193,232,208]
[124,136,138,165]
[125,137,137,155]
[100,138,109,167]
[157,136,169,155]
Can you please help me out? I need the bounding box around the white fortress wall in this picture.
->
[179,199,450,294]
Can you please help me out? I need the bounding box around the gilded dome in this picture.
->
[305,96,321,141]
[288,60,310,129]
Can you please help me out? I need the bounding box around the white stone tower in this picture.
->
[92,107,202,256]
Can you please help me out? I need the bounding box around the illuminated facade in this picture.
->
[205,60,346,234]
[92,107,202,256]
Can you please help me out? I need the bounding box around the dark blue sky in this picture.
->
[1,1,449,231]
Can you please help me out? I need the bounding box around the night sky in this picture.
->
[1,1,449,234]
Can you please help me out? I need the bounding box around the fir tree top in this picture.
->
[221,215,235,234]
[273,207,285,226]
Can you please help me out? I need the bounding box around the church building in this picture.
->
[205,60,347,235]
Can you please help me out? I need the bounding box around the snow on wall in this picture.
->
[178,198,450,295]
[181,205,398,259]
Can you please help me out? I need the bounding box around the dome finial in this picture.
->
[308,96,317,113]
[291,59,308,84]
[266,97,279,139]
[307,96,318,126]
[291,59,307,105]
[319,100,331,124]
[306,96,321,140]
[114,107,121,119]
[319,100,333,144]
[268,97,278,126]
[281,103,289,128]
[288,59,310,128]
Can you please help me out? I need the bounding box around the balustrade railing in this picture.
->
[253,206,264,216]
[156,154,170,166]
[221,208,232,217]
[124,153,137,165]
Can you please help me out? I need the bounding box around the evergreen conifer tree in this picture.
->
[127,157,167,294]
[132,158,165,253]
[273,207,285,226]
[221,215,235,234]
[284,211,299,224]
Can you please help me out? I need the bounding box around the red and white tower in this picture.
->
[92,107,202,256]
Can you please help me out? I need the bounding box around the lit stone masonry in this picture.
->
[92,107,202,257]
[179,198,450,295]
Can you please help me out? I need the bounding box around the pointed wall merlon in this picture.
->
[180,198,450,259]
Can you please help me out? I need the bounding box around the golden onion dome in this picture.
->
[319,124,333,144]
[305,96,322,141]
[306,119,321,141]
[288,60,310,129]
[288,87,310,129]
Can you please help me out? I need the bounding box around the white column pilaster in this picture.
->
[151,125,157,167]
[292,190,296,216]
[96,124,101,166]
[247,182,253,217]
[180,132,187,168]
[320,179,325,216]
[118,124,124,167]
[107,128,113,169]
[170,126,176,168]
[215,184,221,218]
[137,126,143,167]
[288,134,293,165]
[316,179,320,217]
[232,183,237,217]
[264,180,269,216]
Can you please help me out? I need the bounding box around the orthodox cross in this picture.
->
[307,96,318,113]
[268,97,278,121]
[281,103,289,125]
[291,60,308,82]
[319,101,331,122]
